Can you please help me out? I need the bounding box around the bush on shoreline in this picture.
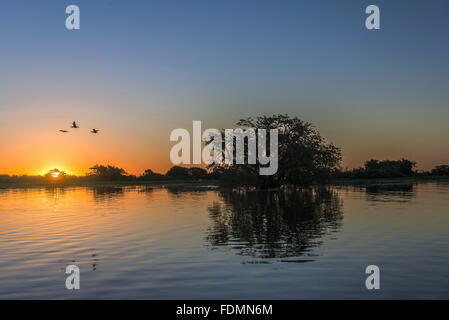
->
[335,158,418,179]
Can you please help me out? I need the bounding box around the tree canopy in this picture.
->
[338,158,417,179]
[87,164,128,180]
[431,165,449,176]
[209,114,342,188]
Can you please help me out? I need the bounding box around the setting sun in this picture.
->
[45,168,66,180]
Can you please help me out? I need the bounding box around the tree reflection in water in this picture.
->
[206,187,343,259]
[365,183,415,203]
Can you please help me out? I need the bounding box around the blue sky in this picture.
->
[1,0,449,174]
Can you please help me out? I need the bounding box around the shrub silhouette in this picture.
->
[139,169,165,180]
[431,165,449,176]
[165,166,191,179]
[165,166,209,180]
[86,164,128,181]
[337,158,417,179]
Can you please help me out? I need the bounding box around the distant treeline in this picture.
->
[0,164,216,184]
[2,160,449,185]
[335,159,449,179]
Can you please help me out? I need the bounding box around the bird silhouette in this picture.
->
[71,121,79,128]
[59,130,68,133]
[91,129,99,134]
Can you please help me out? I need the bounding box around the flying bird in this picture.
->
[71,121,79,128]
[91,129,99,134]
[59,130,68,133]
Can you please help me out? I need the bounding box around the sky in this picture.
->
[1,0,449,175]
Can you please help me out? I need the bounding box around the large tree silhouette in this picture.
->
[209,114,341,188]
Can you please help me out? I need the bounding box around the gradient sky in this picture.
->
[1,0,449,175]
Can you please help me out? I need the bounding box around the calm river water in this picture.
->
[0,182,448,299]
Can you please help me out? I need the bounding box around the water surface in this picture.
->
[0,182,448,299]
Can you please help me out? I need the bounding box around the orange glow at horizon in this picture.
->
[2,127,449,176]
[1,109,449,176]
[0,115,172,177]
